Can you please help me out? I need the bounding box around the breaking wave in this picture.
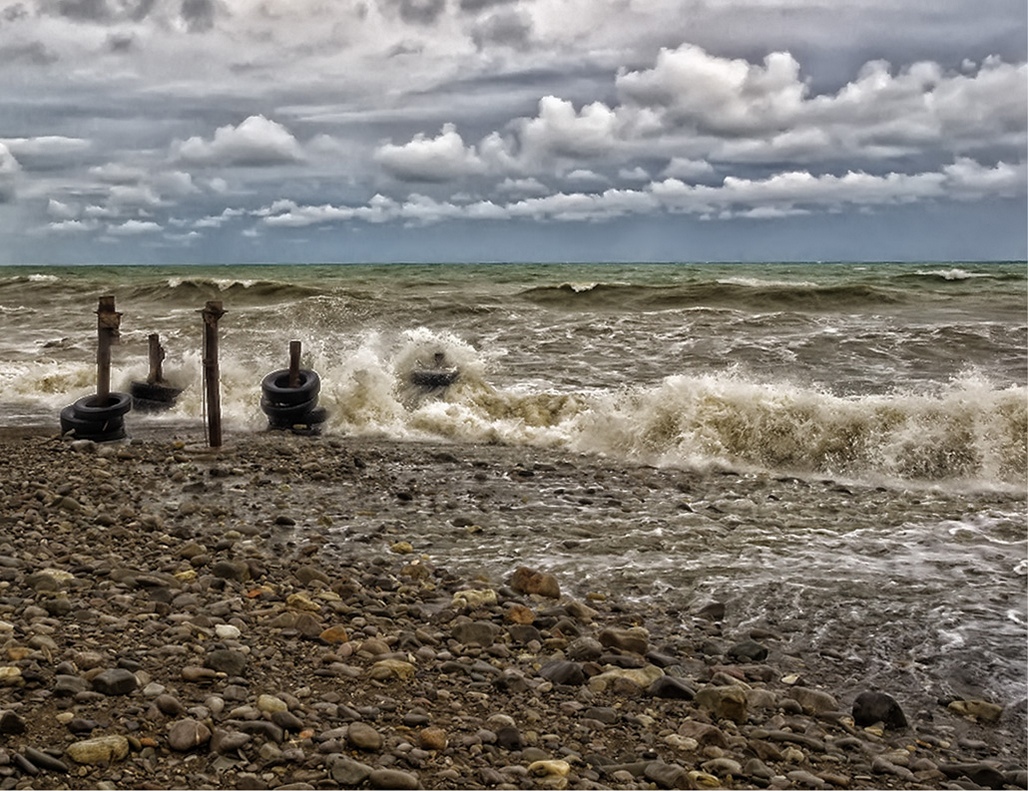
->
[520,280,907,312]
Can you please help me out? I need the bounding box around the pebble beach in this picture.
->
[0,429,1024,791]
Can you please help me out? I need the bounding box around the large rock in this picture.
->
[347,721,383,751]
[369,769,420,789]
[539,660,586,686]
[648,675,696,700]
[167,718,212,752]
[204,649,247,676]
[328,755,373,785]
[598,627,649,655]
[786,687,839,714]
[947,699,1004,723]
[695,685,748,724]
[65,735,130,765]
[852,691,907,729]
[509,566,560,598]
[91,668,138,696]
[451,621,499,647]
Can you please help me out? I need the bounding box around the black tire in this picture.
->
[268,406,329,433]
[261,395,318,423]
[131,381,183,405]
[132,397,173,413]
[261,369,320,406]
[72,392,132,420]
[305,406,329,425]
[410,368,459,388]
[60,405,125,440]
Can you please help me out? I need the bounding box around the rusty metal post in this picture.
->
[147,333,165,385]
[201,300,225,448]
[288,340,302,387]
[96,296,121,401]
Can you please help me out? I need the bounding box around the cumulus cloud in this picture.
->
[662,157,715,180]
[47,198,78,219]
[374,123,487,182]
[172,115,305,167]
[380,46,1026,182]
[106,218,162,235]
[48,219,100,233]
[254,158,1025,227]
[496,177,549,196]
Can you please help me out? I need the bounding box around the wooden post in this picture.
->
[96,296,121,401]
[201,300,225,448]
[288,340,302,387]
[147,333,165,385]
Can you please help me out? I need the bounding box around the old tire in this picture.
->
[261,395,318,424]
[261,370,320,406]
[60,406,125,441]
[72,392,132,420]
[130,381,183,409]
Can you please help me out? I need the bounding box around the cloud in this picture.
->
[180,0,215,32]
[253,157,1026,228]
[2,136,90,169]
[106,218,162,235]
[384,0,447,26]
[662,157,715,180]
[514,96,622,165]
[172,115,305,167]
[48,219,100,233]
[47,198,79,219]
[496,177,549,196]
[374,123,487,182]
[470,8,532,50]
[0,40,58,65]
[48,0,158,23]
[0,143,20,202]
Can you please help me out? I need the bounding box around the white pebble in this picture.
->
[215,624,241,639]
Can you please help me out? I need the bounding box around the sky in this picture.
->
[0,0,1025,264]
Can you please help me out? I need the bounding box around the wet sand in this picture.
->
[0,429,1024,790]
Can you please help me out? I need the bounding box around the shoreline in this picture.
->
[0,430,1024,790]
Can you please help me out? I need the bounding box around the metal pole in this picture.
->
[201,300,225,448]
[96,296,121,401]
[288,340,301,388]
[147,333,165,384]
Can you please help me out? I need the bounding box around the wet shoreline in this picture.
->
[0,430,1024,789]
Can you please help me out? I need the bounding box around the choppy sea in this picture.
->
[1,261,1025,717]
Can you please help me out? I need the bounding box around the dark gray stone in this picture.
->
[91,668,138,696]
[852,691,907,729]
[328,755,373,785]
[647,675,696,700]
[205,649,247,676]
[450,621,499,647]
[727,640,768,662]
[369,768,420,789]
[540,659,586,686]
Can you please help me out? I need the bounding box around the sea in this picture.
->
[1,261,1026,719]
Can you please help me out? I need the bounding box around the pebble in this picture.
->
[368,768,420,789]
[167,718,212,752]
[347,722,384,751]
[65,735,130,765]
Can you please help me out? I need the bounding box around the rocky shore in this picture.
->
[0,430,1024,790]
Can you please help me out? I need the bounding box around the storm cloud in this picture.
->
[0,0,1024,263]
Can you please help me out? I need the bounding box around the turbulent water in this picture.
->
[1,261,1026,712]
